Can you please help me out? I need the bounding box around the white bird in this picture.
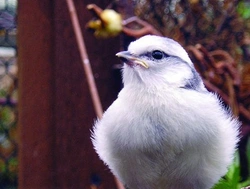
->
[92,35,239,189]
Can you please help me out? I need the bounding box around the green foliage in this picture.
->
[213,142,250,189]
[0,89,7,97]
[0,106,15,129]
[213,154,240,189]
[0,92,17,187]
[237,1,250,19]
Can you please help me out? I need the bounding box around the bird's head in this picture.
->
[116,35,204,90]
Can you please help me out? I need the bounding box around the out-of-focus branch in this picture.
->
[87,4,103,18]
[122,16,162,38]
[187,44,250,122]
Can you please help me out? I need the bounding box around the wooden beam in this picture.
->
[18,0,120,188]
[18,1,56,188]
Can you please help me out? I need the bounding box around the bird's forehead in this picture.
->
[128,35,192,65]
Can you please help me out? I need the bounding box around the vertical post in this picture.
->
[18,1,56,188]
[18,0,120,188]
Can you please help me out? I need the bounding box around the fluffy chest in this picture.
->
[105,86,200,152]
[100,85,220,156]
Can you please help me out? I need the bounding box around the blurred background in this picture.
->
[0,0,249,188]
[0,0,17,188]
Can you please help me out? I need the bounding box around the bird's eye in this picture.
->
[152,50,164,60]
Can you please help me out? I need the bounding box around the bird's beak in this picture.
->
[116,51,149,69]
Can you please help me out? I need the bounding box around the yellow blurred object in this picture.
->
[87,9,122,38]
[87,20,102,30]
[189,0,199,4]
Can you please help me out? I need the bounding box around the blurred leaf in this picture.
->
[237,2,250,19]
[213,179,231,189]
[0,158,6,173]
[213,152,241,189]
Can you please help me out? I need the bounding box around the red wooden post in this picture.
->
[18,1,56,188]
[18,0,120,188]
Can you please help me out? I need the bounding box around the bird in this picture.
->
[92,35,239,189]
